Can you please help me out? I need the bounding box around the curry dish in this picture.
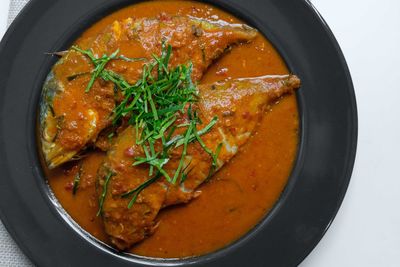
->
[39,0,300,258]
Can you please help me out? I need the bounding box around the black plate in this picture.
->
[0,0,357,266]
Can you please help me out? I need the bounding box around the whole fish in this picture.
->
[97,75,301,250]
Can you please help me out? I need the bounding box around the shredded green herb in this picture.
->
[97,171,115,216]
[121,172,162,209]
[72,163,83,195]
[74,42,220,209]
[71,46,146,92]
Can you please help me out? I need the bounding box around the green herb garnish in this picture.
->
[121,172,162,209]
[72,163,83,195]
[74,42,220,209]
[97,171,115,216]
[71,46,146,92]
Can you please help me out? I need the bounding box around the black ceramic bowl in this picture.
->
[0,0,357,266]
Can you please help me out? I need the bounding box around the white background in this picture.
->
[0,1,8,34]
[0,0,399,266]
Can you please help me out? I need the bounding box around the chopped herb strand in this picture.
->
[72,163,83,195]
[121,173,162,209]
[97,171,115,216]
[172,122,194,184]
[71,46,145,92]
[205,142,223,181]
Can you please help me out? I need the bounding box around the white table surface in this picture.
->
[0,0,399,266]
[0,1,8,35]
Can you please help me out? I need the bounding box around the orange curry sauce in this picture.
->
[45,0,299,258]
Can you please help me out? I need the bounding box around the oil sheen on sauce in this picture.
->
[45,0,299,258]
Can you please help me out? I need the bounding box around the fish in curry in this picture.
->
[98,75,300,249]
[40,0,300,258]
[40,15,257,169]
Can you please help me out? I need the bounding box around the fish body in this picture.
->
[39,15,258,169]
[98,75,301,249]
